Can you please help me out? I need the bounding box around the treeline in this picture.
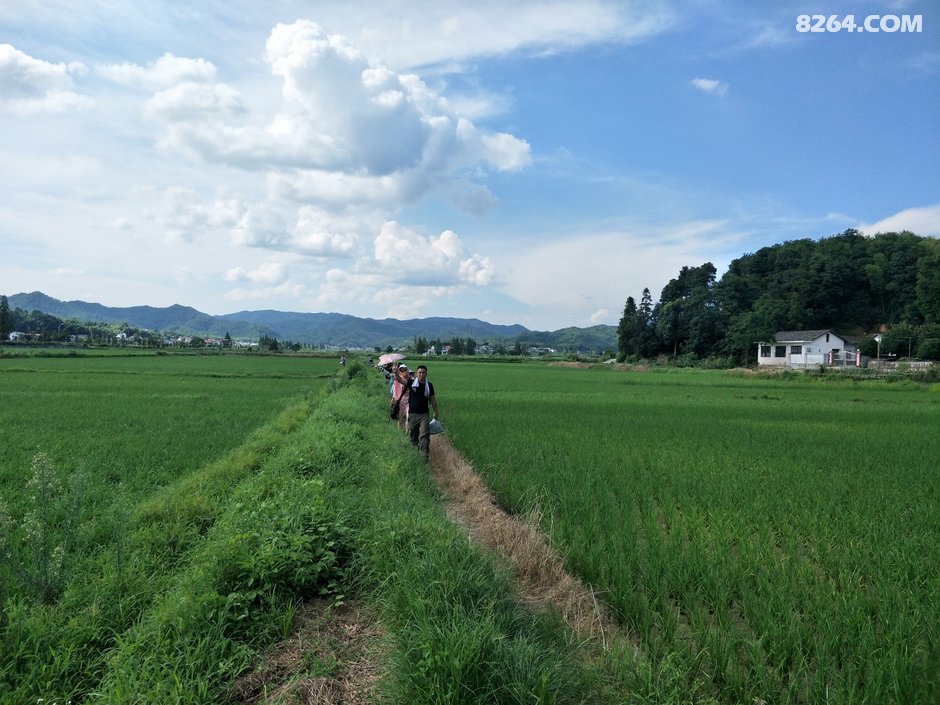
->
[409,336,558,357]
[0,296,293,351]
[412,336,479,355]
[0,296,131,344]
[257,334,307,352]
[617,230,940,364]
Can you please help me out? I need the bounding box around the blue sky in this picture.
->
[1,1,937,331]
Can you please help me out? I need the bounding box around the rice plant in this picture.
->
[435,362,940,705]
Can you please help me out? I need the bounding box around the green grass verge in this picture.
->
[0,398,317,703]
[326,375,591,704]
[2,362,596,703]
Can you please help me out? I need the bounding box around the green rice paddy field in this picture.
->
[0,352,334,501]
[0,351,337,580]
[434,362,939,704]
[1,353,937,703]
[0,351,340,702]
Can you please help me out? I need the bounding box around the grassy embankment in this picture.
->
[434,361,940,705]
[1,354,593,703]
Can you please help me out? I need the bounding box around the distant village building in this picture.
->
[757,330,861,368]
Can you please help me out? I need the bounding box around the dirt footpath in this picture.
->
[236,433,637,704]
[428,435,627,645]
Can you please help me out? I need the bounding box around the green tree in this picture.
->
[0,295,10,340]
[857,335,878,358]
[616,296,639,358]
[868,231,925,324]
[259,335,279,351]
[721,309,776,364]
[465,337,477,355]
[801,231,870,329]
[916,337,940,360]
[915,238,940,323]
[617,293,660,359]
[880,324,915,358]
[655,300,682,356]
[635,288,660,357]
[912,324,940,360]
[653,263,721,356]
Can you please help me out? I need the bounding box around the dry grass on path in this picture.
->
[232,598,385,705]
[428,435,635,651]
[236,432,639,702]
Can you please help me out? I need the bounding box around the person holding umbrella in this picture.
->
[378,352,405,367]
[379,352,405,388]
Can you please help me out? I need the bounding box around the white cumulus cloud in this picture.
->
[117,20,529,217]
[264,20,433,176]
[292,207,363,258]
[231,207,289,249]
[143,187,243,242]
[481,132,533,172]
[373,221,495,287]
[0,43,91,113]
[99,53,217,89]
[859,204,940,237]
[225,261,289,285]
[691,77,729,97]
[144,82,245,121]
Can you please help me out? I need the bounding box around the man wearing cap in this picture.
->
[407,365,440,462]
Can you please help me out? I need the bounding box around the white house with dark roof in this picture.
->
[757,330,859,368]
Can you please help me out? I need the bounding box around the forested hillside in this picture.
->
[0,294,614,352]
[5,230,937,361]
[617,230,940,363]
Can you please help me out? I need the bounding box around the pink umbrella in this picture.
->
[378,352,406,366]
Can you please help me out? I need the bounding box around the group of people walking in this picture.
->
[386,360,440,462]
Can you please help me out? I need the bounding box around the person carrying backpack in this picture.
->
[407,365,440,462]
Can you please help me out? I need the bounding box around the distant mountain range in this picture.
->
[7,291,617,352]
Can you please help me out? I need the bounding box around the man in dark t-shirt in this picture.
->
[407,365,440,462]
